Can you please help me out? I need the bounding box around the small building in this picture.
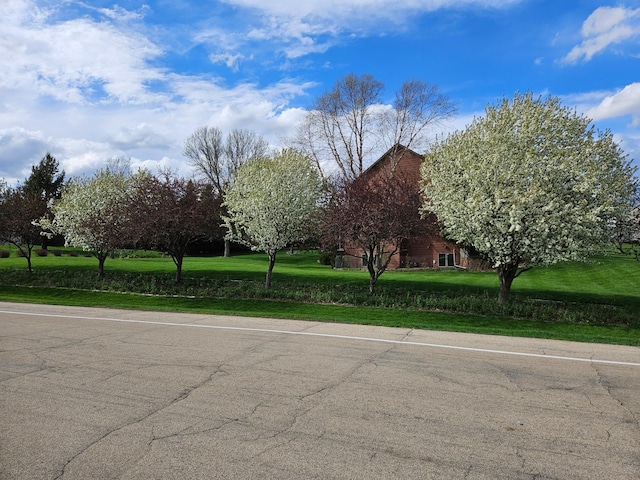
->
[339,145,481,270]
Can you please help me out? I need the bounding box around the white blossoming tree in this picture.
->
[223,149,323,288]
[40,167,140,277]
[421,92,637,303]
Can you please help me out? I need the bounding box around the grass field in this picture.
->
[0,246,639,345]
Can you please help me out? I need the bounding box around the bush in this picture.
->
[68,250,79,257]
[16,249,25,257]
[52,250,63,257]
[35,249,48,257]
[0,249,10,258]
[318,252,335,266]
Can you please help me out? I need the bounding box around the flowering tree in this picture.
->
[322,171,432,294]
[132,172,222,283]
[40,167,140,277]
[223,149,322,288]
[421,92,638,303]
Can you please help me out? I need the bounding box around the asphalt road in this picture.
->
[1,302,639,479]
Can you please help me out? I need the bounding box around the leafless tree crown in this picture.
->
[295,73,456,181]
[184,126,269,194]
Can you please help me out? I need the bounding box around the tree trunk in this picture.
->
[223,238,231,258]
[174,255,183,284]
[368,274,376,295]
[366,249,377,295]
[26,251,33,273]
[265,252,276,289]
[497,263,518,304]
[97,255,106,279]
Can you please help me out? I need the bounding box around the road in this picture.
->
[1,302,639,479]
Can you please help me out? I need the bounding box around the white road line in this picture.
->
[2,309,639,367]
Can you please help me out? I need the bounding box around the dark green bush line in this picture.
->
[1,268,636,328]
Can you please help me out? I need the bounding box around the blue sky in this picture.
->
[1,0,639,184]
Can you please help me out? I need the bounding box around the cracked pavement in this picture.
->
[1,302,639,479]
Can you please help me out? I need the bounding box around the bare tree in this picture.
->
[226,129,270,177]
[382,80,457,171]
[183,126,226,193]
[184,127,269,257]
[296,73,455,181]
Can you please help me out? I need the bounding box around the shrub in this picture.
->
[68,250,79,257]
[0,249,10,258]
[35,249,48,257]
[318,252,335,266]
[16,250,25,257]
[52,250,63,257]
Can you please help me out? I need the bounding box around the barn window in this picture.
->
[438,253,455,267]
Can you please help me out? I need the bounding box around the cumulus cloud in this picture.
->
[562,6,640,63]
[1,1,166,106]
[0,1,320,185]
[586,83,640,126]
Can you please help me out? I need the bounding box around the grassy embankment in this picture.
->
[0,246,638,345]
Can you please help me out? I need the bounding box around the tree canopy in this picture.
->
[223,148,322,288]
[40,166,141,277]
[0,186,47,272]
[23,153,65,201]
[131,172,222,283]
[421,92,638,303]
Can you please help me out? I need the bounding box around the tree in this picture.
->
[0,186,48,272]
[40,166,140,278]
[223,148,322,288]
[421,92,638,304]
[322,168,432,295]
[23,153,65,249]
[132,172,222,283]
[23,153,65,200]
[297,73,455,181]
[184,127,269,257]
[612,183,640,255]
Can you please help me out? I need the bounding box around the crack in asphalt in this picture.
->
[298,345,393,401]
[591,363,639,428]
[53,366,223,479]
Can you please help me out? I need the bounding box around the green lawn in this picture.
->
[1,246,639,345]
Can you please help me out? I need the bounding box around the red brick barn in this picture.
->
[338,145,470,269]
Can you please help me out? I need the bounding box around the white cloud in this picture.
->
[562,6,640,63]
[586,83,640,126]
[0,0,165,105]
[222,0,518,19]
[209,53,246,71]
[0,1,318,185]
[94,4,150,22]
[218,0,521,59]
